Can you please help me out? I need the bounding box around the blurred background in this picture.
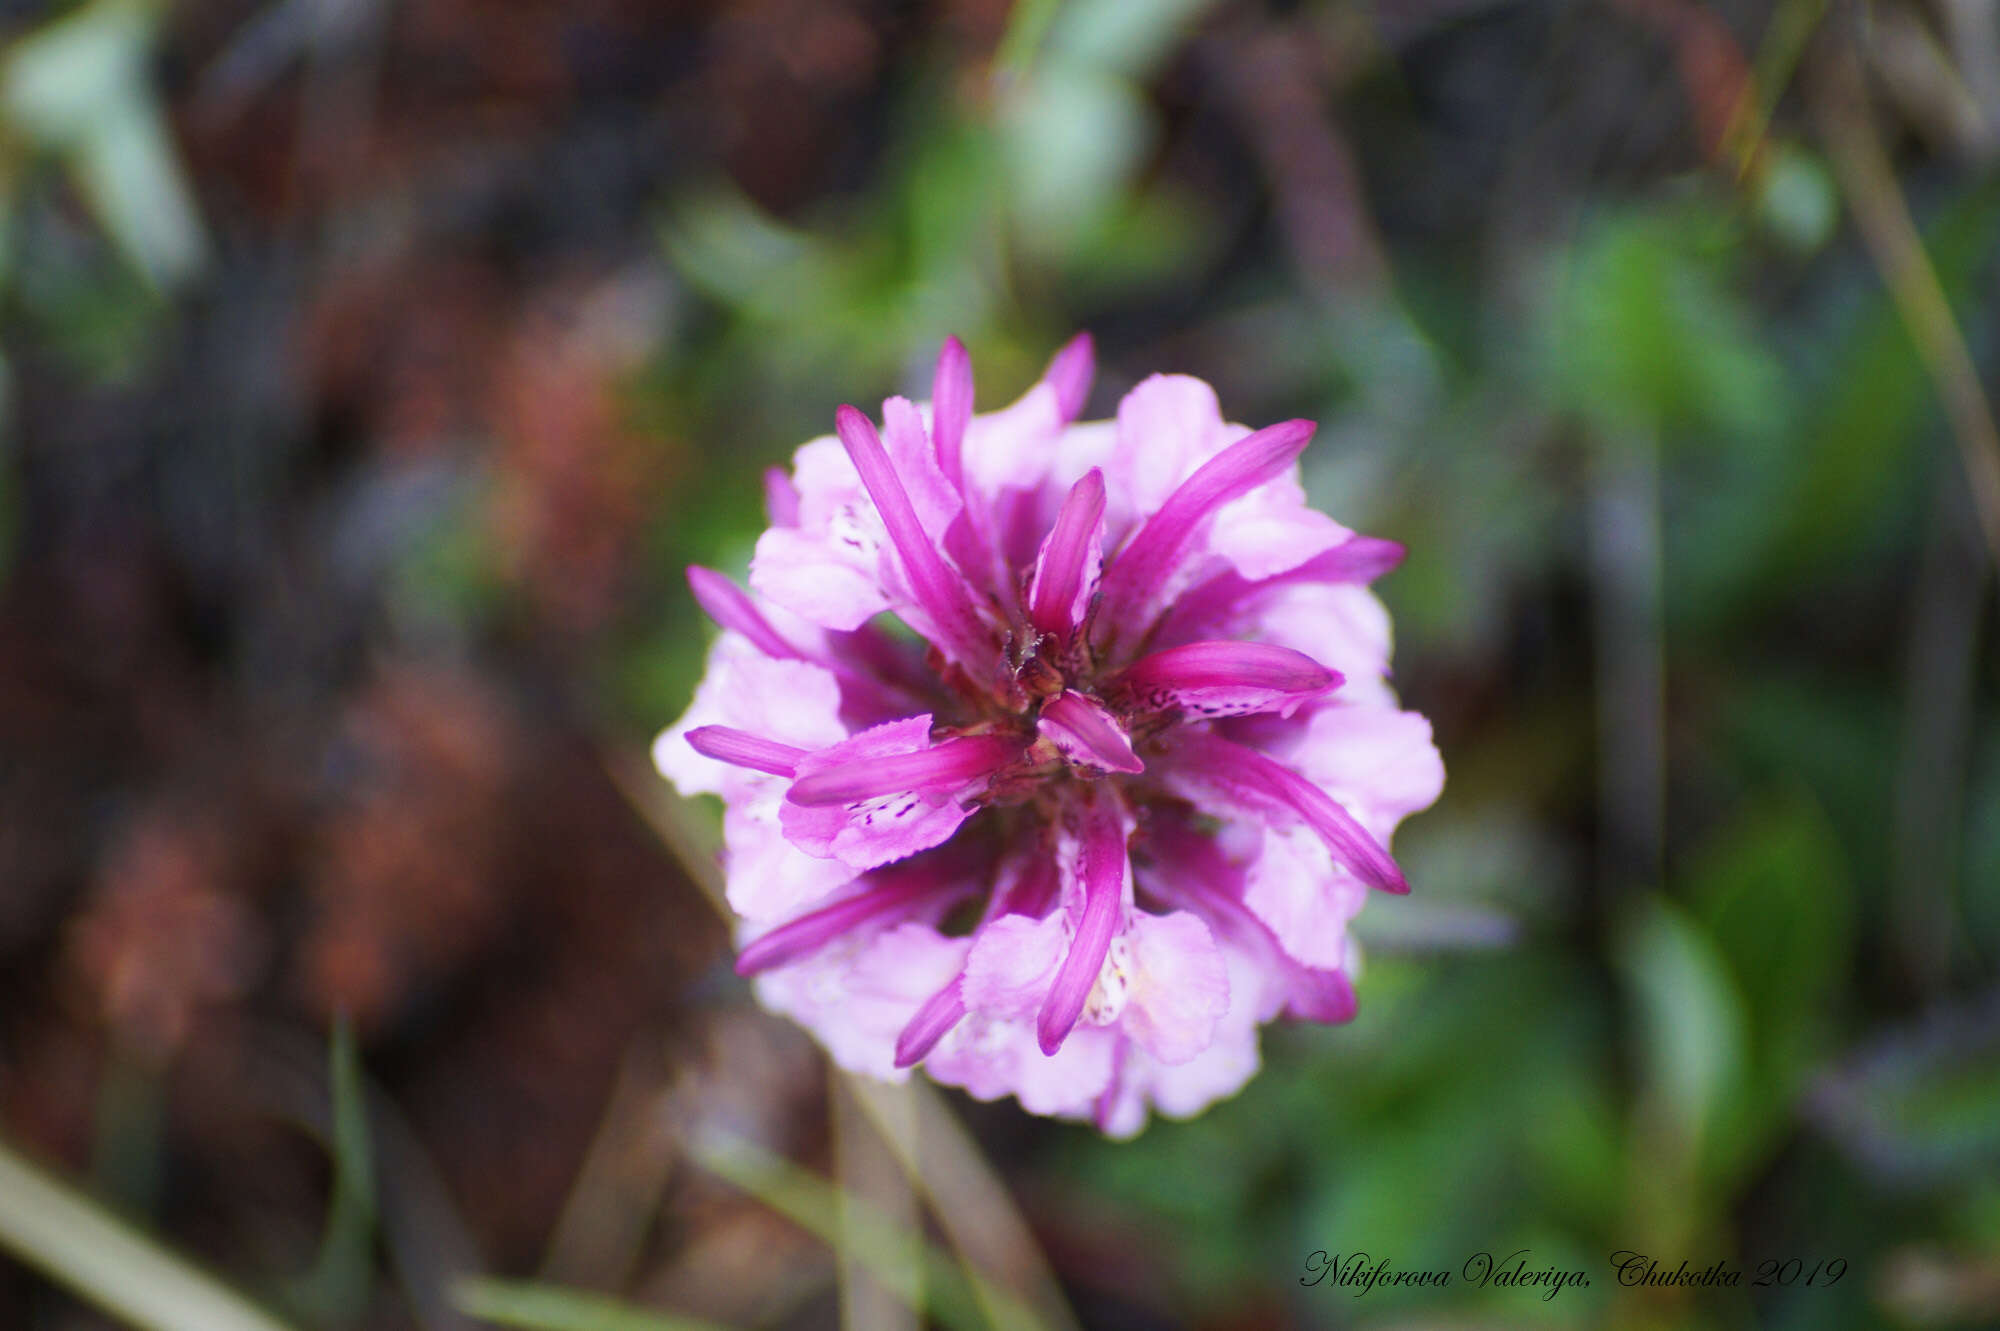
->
[1,0,1998,1328]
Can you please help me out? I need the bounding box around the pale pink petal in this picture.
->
[960,911,1068,1021]
[653,638,845,800]
[960,381,1066,497]
[1106,374,1239,517]
[755,923,970,1082]
[763,467,801,527]
[1089,944,1268,1139]
[1119,911,1230,1065]
[749,524,892,630]
[1240,822,1363,971]
[1202,480,1348,582]
[925,1017,1116,1115]
[718,797,857,922]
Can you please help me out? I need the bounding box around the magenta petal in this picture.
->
[1037,801,1128,1054]
[893,976,967,1067]
[1116,641,1340,719]
[787,734,1022,807]
[687,566,800,661]
[1038,691,1143,774]
[1095,418,1316,644]
[735,868,951,975]
[1027,468,1107,636]
[986,848,1062,923]
[1290,968,1359,1023]
[1169,731,1407,894]
[833,404,989,663]
[931,336,973,492]
[763,467,801,527]
[686,725,807,777]
[1045,331,1095,423]
[1304,535,1406,583]
[1157,534,1407,645]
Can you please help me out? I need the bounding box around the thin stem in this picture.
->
[1813,38,2000,572]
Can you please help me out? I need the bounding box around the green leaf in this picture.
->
[1618,897,1750,1167]
[1687,791,1853,1072]
[73,96,208,290]
[1001,65,1155,259]
[2,0,150,145]
[1545,205,1784,444]
[2,0,207,288]
[1683,791,1854,1187]
[1047,0,1223,80]
[1752,142,1838,255]
[1720,675,1898,895]
[1676,175,2000,626]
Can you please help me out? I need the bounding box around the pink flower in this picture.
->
[654,336,1443,1135]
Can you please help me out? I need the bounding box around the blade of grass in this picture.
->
[691,1129,1048,1331]
[1724,0,1829,177]
[284,1016,376,1323]
[832,1071,920,1331]
[843,1075,1079,1331]
[452,1277,740,1331]
[995,0,1062,82]
[0,1137,300,1331]
[603,748,726,912]
[242,1024,486,1331]
[537,1043,682,1290]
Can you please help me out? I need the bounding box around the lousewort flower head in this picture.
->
[655,335,1443,1135]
